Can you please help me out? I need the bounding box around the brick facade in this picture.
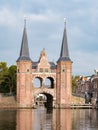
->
[16,21,72,108]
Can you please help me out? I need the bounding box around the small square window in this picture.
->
[45,68,48,72]
[40,68,43,72]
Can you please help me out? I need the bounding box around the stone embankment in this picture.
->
[0,95,18,109]
[0,94,33,109]
[71,95,97,109]
[72,95,85,104]
[0,94,97,109]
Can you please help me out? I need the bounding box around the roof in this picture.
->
[49,62,56,69]
[32,62,38,69]
[32,61,56,69]
[58,21,71,62]
[17,21,31,62]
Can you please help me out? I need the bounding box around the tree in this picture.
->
[0,62,8,80]
[0,62,16,94]
[6,65,17,94]
[72,75,79,93]
[0,62,8,93]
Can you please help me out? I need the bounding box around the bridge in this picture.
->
[32,85,56,108]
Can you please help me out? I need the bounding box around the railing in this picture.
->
[71,103,93,108]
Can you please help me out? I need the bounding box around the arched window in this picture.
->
[44,77,54,88]
[33,77,43,88]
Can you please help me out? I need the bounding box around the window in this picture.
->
[17,69,19,73]
[61,66,65,72]
[40,68,43,72]
[45,68,48,72]
[27,69,29,72]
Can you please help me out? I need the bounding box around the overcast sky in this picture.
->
[0,0,98,76]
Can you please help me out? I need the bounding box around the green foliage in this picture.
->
[0,62,16,94]
[0,62,8,81]
[0,62,8,92]
[72,75,79,93]
[7,65,17,93]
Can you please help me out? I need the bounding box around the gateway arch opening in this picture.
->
[34,93,53,108]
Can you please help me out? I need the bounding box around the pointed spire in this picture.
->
[17,18,31,61]
[58,19,71,62]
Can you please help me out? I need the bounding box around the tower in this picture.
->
[16,19,32,107]
[56,20,72,108]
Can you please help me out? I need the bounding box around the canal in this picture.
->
[0,108,98,130]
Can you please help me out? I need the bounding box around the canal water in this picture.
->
[0,108,98,130]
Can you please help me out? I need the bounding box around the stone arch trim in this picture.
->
[33,88,54,97]
[44,76,56,82]
[32,73,56,83]
[32,75,44,81]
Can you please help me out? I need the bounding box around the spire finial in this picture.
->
[24,16,27,28]
[64,18,66,27]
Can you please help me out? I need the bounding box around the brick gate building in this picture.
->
[16,20,72,108]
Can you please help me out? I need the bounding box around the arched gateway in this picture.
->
[16,20,72,108]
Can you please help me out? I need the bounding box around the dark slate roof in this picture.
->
[49,62,56,69]
[17,22,31,62]
[32,61,56,69]
[32,62,38,69]
[58,21,71,62]
[58,57,71,61]
[17,56,31,61]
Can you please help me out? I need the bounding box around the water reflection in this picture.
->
[0,110,16,130]
[0,108,98,130]
[72,109,98,130]
[56,109,72,130]
[16,109,32,130]
[32,107,53,130]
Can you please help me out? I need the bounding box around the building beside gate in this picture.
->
[16,20,72,108]
[75,72,98,105]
